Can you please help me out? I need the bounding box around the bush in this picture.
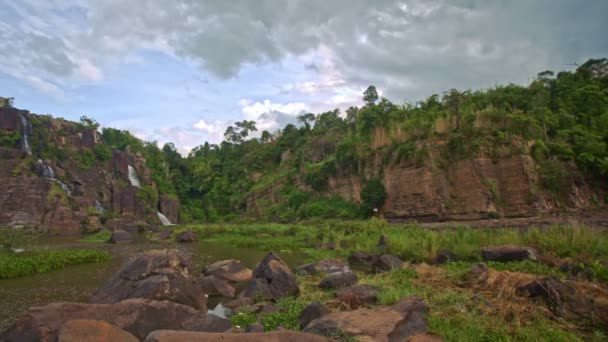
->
[0,229,29,252]
[360,179,387,216]
[0,249,110,279]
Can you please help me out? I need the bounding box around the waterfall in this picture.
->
[95,200,105,213]
[37,159,71,195]
[157,211,173,225]
[127,165,141,187]
[19,113,32,155]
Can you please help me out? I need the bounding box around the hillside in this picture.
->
[1,59,607,233]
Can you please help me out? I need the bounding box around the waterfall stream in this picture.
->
[157,212,173,225]
[19,114,32,155]
[37,160,71,196]
[127,165,141,187]
[94,200,105,213]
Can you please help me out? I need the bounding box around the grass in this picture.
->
[79,229,112,242]
[0,249,110,279]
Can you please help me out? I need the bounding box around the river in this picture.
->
[0,234,308,330]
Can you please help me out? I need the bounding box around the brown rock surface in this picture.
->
[203,259,252,283]
[145,330,329,342]
[239,252,300,300]
[57,319,138,342]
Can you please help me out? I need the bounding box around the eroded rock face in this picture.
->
[318,272,358,290]
[239,252,300,300]
[0,299,199,342]
[481,245,537,262]
[201,275,236,298]
[57,319,138,342]
[203,259,252,283]
[296,258,350,276]
[145,330,330,342]
[90,249,206,310]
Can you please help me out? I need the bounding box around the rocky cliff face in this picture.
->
[0,107,178,234]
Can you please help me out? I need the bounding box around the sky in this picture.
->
[1,1,607,154]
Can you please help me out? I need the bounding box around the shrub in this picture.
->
[0,249,110,279]
[360,179,387,216]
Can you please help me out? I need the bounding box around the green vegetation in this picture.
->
[0,229,30,252]
[0,129,20,148]
[79,229,112,242]
[0,249,110,279]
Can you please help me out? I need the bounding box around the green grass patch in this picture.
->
[79,229,112,242]
[0,249,110,279]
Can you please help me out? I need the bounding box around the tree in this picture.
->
[297,113,316,130]
[442,89,468,130]
[80,116,100,129]
[360,179,387,216]
[224,120,258,143]
[363,85,379,105]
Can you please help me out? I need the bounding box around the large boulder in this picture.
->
[373,254,404,273]
[57,319,138,342]
[336,285,380,308]
[145,330,329,342]
[430,250,456,265]
[108,229,134,244]
[304,298,429,342]
[201,275,236,298]
[348,251,377,266]
[299,301,329,329]
[296,258,350,276]
[203,259,252,283]
[90,249,206,310]
[481,245,537,262]
[239,252,300,300]
[0,299,220,342]
[175,230,197,243]
[318,272,358,290]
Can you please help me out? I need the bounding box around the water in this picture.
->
[95,200,105,213]
[157,212,173,225]
[0,235,307,330]
[127,165,141,187]
[37,160,72,195]
[19,114,32,155]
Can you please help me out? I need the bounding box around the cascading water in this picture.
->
[37,159,71,196]
[157,211,173,225]
[127,165,141,188]
[19,113,32,155]
[94,200,105,213]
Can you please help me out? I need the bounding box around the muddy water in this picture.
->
[0,234,308,330]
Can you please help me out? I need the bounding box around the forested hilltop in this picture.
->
[86,58,608,222]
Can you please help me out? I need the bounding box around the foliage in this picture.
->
[0,249,110,279]
[79,229,112,242]
[0,229,30,252]
[360,179,387,216]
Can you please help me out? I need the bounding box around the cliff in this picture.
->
[0,107,178,234]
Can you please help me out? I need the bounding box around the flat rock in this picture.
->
[0,299,200,342]
[108,229,133,244]
[57,319,138,342]
[239,252,300,300]
[203,259,252,283]
[373,254,404,272]
[318,272,358,290]
[481,245,536,262]
[348,251,377,266]
[296,258,350,276]
[90,249,206,310]
[175,230,197,242]
[336,285,380,308]
[201,275,236,298]
[145,330,329,342]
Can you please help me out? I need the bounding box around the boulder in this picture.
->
[408,334,444,342]
[57,319,138,342]
[389,296,430,341]
[201,275,236,298]
[373,254,404,272]
[0,299,208,342]
[299,301,329,329]
[304,302,428,341]
[430,250,456,265]
[145,330,329,342]
[336,285,380,308]
[239,252,300,300]
[318,272,358,290]
[224,297,254,311]
[181,314,233,332]
[90,249,206,310]
[296,258,350,276]
[175,230,197,243]
[203,259,252,283]
[108,229,133,244]
[348,251,377,265]
[157,230,172,240]
[246,323,265,333]
[466,263,489,283]
[559,261,594,281]
[481,245,537,262]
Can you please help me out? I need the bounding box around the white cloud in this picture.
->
[240,99,309,121]
[193,119,223,134]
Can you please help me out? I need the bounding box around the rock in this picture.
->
[336,285,380,308]
[90,249,206,310]
[239,252,300,300]
[348,251,377,266]
[304,305,426,341]
[203,259,252,283]
[246,323,265,333]
[159,194,180,223]
[108,229,133,244]
[466,263,489,283]
[258,302,280,313]
[57,319,138,342]
[516,276,596,319]
[388,296,430,341]
[157,230,172,240]
[318,272,358,290]
[392,296,429,316]
[175,230,197,242]
[145,330,330,342]
[181,314,233,332]
[201,275,236,298]
[373,254,404,272]
[296,258,350,276]
[481,245,537,262]
[0,299,202,341]
[430,249,456,264]
[224,297,254,311]
[408,333,444,342]
[299,301,329,329]
[559,261,594,281]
